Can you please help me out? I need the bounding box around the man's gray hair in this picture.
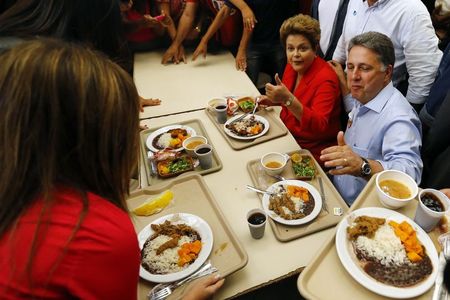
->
[348,31,395,70]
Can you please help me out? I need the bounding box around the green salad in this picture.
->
[292,156,315,177]
[168,157,192,173]
[239,100,255,111]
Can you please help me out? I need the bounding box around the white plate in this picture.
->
[146,125,196,152]
[138,213,213,283]
[335,207,438,299]
[261,180,322,225]
[223,114,269,140]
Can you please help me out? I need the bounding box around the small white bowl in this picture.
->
[207,98,227,112]
[260,152,288,176]
[182,136,208,157]
[375,170,418,209]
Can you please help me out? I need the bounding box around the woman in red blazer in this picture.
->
[261,14,341,165]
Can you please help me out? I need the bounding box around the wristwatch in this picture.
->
[360,157,372,176]
[285,95,294,107]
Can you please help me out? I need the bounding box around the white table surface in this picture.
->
[139,110,334,299]
[134,50,260,119]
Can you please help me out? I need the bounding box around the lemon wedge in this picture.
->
[291,153,302,163]
[132,190,174,216]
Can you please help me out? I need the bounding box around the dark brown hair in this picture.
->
[0,38,140,238]
[279,14,320,49]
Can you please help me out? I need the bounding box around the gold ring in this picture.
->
[344,158,348,164]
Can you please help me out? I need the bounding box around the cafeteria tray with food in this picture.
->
[205,107,288,150]
[140,119,222,186]
[298,176,447,300]
[246,149,349,242]
[127,174,248,300]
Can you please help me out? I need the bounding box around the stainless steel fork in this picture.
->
[149,262,217,300]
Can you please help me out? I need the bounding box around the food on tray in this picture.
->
[237,97,256,112]
[346,216,433,287]
[268,185,315,220]
[379,179,411,199]
[132,190,174,216]
[291,154,315,178]
[265,161,283,168]
[141,220,202,274]
[225,115,264,137]
[152,128,191,150]
[227,98,238,115]
[157,155,194,178]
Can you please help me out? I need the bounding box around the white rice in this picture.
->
[156,133,172,148]
[142,234,194,274]
[355,224,408,266]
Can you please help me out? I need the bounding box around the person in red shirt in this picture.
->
[0,39,141,299]
[0,38,225,300]
[260,14,341,165]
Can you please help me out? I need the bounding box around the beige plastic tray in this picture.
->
[140,119,222,186]
[205,108,288,150]
[298,176,446,300]
[127,174,248,300]
[247,149,349,242]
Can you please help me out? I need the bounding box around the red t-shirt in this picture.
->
[0,187,140,299]
[280,57,341,163]
[125,1,157,43]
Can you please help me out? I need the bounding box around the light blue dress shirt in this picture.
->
[333,82,423,205]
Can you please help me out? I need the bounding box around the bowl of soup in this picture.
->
[375,170,418,209]
[260,152,288,176]
[182,136,208,157]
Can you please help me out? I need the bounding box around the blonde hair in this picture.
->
[280,14,320,49]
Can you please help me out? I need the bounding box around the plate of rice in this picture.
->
[146,125,196,152]
[335,207,438,298]
[138,213,213,283]
[261,180,322,225]
[223,115,269,140]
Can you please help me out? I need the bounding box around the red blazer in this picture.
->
[280,56,341,162]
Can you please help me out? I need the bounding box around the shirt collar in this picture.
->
[362,82,395,113]
[363,0,389,8]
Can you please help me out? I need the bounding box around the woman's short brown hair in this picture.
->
[280,14,321,49]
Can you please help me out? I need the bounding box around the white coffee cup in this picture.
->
[414,189,450,232]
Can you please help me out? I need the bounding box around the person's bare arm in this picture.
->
[162,2,198,64]
[158,3,177,40]
[229,0,256,30]
[192,6,231,61]
[235,25,252,71]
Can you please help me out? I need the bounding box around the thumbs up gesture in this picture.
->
[264,73,291,105]
[320,131,364,176]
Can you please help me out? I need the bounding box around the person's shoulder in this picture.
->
[386,0,429,15]
[312,57,339,83]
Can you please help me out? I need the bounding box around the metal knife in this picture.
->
[318,176,329,213]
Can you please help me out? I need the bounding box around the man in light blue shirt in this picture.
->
[321,32,422,205]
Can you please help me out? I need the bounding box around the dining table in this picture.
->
[135,50,259,119]
[133,49,340,299]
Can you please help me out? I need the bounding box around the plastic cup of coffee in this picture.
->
[214,103,228,124]
[414,188,450,232]
[247,208,267,239]
[194,144,213,169]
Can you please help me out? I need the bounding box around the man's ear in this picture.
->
[384,64,393,84]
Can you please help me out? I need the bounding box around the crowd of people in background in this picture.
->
[0,0,449,299]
